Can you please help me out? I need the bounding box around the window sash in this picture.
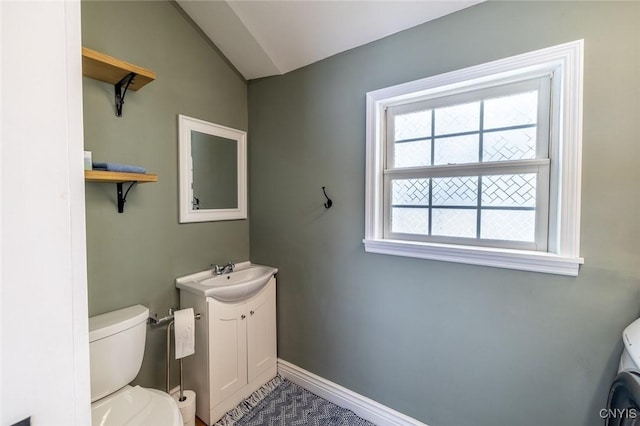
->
[385,76,551,170]
[383,161,550,251]
[382,76,551,251]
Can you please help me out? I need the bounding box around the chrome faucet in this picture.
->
[212,262,235,275]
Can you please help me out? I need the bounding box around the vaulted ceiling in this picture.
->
[176,1,482,80]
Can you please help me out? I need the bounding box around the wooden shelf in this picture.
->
[85,170,158,183]
[85,170,158,213]
[82,47,156,91]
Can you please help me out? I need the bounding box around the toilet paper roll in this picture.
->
[174,308,195,359]
[172,390,196,426]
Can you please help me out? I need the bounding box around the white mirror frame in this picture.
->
[178,114,247,222]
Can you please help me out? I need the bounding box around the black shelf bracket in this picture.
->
[114,72,137,117]
[116,181,137,213]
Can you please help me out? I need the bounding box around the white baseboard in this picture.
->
[277,358,428,426]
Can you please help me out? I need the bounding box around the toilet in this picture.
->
[89,304,183,426]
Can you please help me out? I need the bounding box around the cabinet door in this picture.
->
[208,299,247,404]
[246,278,277,382]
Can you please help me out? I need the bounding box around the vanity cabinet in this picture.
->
[180,277,277,425]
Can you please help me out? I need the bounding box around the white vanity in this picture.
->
[176,263,278,425]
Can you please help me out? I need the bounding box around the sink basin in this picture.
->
[176,263,277,301]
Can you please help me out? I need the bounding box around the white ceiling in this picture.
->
[176,1,482,80]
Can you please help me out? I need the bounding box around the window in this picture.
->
[364,41,584,276]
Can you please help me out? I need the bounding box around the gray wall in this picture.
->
[82,1,248,390]
[248,2,640,425]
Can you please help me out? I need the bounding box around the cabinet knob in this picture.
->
[241,314,246,320]
[250,310,255,316]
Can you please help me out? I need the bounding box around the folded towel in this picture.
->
[92,162,147,174]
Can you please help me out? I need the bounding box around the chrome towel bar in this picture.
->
[148,307,201,326]
[148,308,201,399]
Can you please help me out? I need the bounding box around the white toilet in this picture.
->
[89,304,183,426]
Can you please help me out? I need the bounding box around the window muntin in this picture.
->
[384,77,551,250]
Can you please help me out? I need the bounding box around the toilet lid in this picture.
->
[91,385,183,426]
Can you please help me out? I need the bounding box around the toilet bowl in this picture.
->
[89,304,183,426]
[91,385,183,425]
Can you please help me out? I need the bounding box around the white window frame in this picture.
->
[364,40,584,276]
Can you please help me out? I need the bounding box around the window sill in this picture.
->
[363,238,583,276]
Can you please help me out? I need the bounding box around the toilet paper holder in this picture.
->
[149,308,201,401]
[148,308,201,326]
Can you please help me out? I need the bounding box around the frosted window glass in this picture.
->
[394,110,431,141]
[484,91,538,130]
[394,140,431,168]
[392,208,429,235]
[482,174,536,208]
[432,209,476,238]
[435,102,480,135]
[432,177,478,206]
[483,128,536,162]
[481,210,536,242]
[434,134,479,165]
[392,179,429,206]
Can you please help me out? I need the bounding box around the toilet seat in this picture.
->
[91,385,183,426]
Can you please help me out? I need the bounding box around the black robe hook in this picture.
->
[322,187,333,209]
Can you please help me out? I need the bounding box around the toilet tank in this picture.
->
[89,305,149,402]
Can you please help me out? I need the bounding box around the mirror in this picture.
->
[178,114,247,222]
